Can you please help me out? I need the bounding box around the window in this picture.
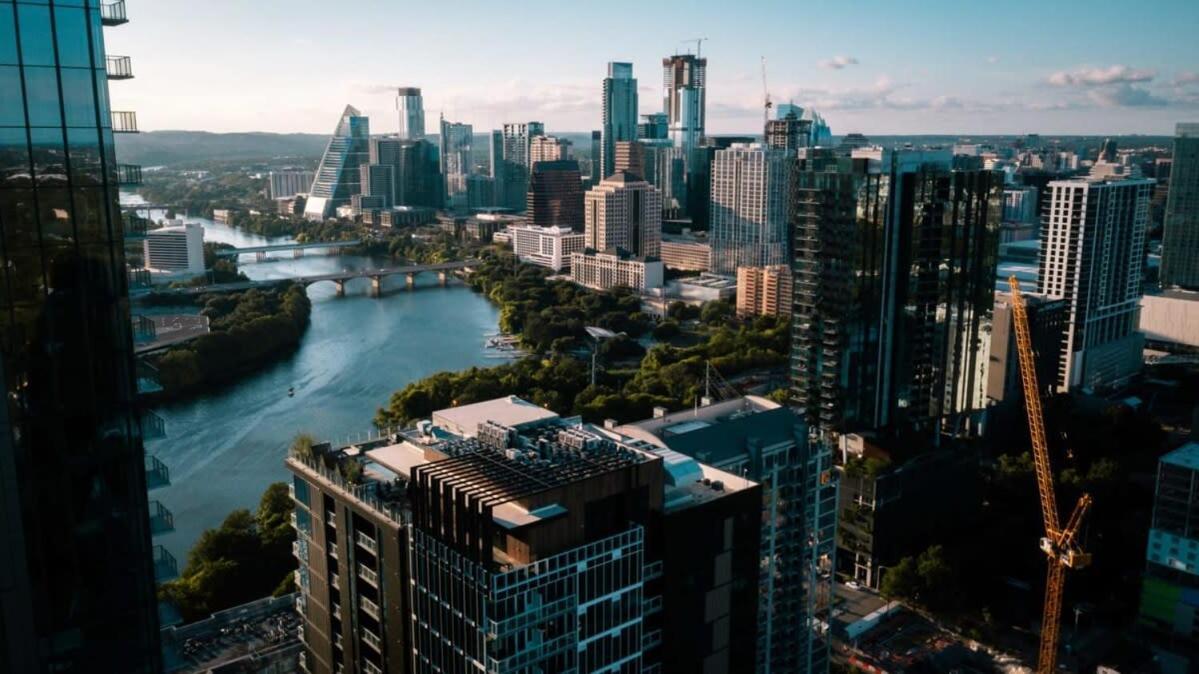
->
[23,66,61,127]
[60,68,95,127]
[0,66,23,126]
[17,4,55,66]
[53,7,90,68]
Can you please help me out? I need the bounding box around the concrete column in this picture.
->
[294,248,303,258]
[256,251,265,262]
[406,273,416,289]
[371,276,382,298]
[334,280,345,297]
[437,270,448,286]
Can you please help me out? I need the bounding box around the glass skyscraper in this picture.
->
[0,0,162,671]
[1160,123,1199,290]
[303,105,370,220]
[601,61,637,181]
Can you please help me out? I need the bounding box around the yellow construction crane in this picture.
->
[1008,276,1094,674]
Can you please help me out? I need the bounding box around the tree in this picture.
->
[880,556,920,602]
[290,433,316,460]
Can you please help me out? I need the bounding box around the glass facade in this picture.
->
[0,0,161,671]
[303,105,370,220]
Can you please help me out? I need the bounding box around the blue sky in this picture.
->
[105,0,1199,136]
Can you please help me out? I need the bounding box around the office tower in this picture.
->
[1038,173,1153,391]
[359,163,395,209]
[764,110,812,152]
[439,116,473,211]
[466,174,496,210]
[660,231,711,271]
[584,173,662,257]
[602,62,638,180]
[614,140,644,178]
[497,122,545,211]
[736,265,793,318]
[0,2,164,671]
[501,121,544,168]
[791,148,1002,436]
[1161,123,1199,289]
[526,159,584,230]
[489,129,506,205]
[569,248,664,290]
[287,396,762,674]
[269,170,316,199]
[1138,442,1199,669]
[613,397,839,674]
[663,53,706,153]
[368,136,444,209]
[529,134,570,166]
[986,292,1068,419]
[639,112,669,140]
[144,223,206,275]
[709,143,791,275]
[588,130,602,186]
[640,140,687,217]
[304,105,370,220]
[395,86,424,140]
[511,224,586,271]
[776,102,803,119]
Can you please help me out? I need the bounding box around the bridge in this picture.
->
[135,259,481,299]
[216,240,363,261]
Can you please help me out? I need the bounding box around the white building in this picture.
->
[584,172,662,258]
[667,273,737,303]
[709,143,790,275]
[1038,174,1154,391]
[268,170,315,200]
[569,248,663,291]
[144,222,205,275]
[529,135,571,166]
[1140,289,1199,351]
[511,224,584,272]
[396,87,424,140]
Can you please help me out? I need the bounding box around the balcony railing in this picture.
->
[361,596,381,620]
[152,545,178,583]
[116,163,142,185]
[148,500,174,535]
[362,628,381,652]
[356,531,378,554]
[127,266,151,290]
[100,0,128,25]
[131,314,155,342]
[105,55,133,79]
[122,212,150,239]
[136,360,162,395]
[358,563,378,587]
[111,110,138,133]
[141,409,166,440]
[363,660,382,674]
[145,454,170,490]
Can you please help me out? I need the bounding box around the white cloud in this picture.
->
[1087,84,1168,108]
[1047,65,1155,87]
[818,55,859,70]
[1174,71,1199,87]
[986,56,1000,65]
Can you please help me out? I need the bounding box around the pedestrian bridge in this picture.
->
[215,240,363,260]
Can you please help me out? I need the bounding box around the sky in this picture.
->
[104,0,1199,137]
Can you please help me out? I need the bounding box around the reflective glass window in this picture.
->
[0,127,30,184]
[29,126,64,185]
[73,186,111,243]
[66,124,100,186]
[0,186,37,247]
[3,246,46,307]
[23,65,61,127]
[60,67,95,127]
[0,65,24,126]
[0,5,17,65]
[35,186,74,245]
[16,4,54,66]
[53,6,89,68]
[93,66,109,116]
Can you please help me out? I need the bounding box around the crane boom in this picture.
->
[1009,276,1094,674]
[761,56,773,128]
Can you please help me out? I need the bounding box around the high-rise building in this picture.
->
[304,105,371,220]
[663,54,706,153]
[511,224,586,271]
[709,143,791,275]
[1161,123,1199,289]
[613,396,839,674]
[569,248,664,291]
[659,230,711,271]
[496,122,545,211]
[639,112,669,140]
[287,396,762,674]
[368,136,444,209]
[395,86,424,140]
[584,172,662,257]
[439,116,473,211]
[0,2,165,670]
[144,222,206,275]
[359,162,395,209]
[1038,173,1153,391]
[736,265,793,318]
[614,140,644,178]
[640,140,688,217]
[269,170,316,199]
[791,148,1002,436]
[529,134,571,166]
[602,62,638,180]
[764,110,813,153]
[588,130,602,186]
[526,159,584,231]
[1138,441,1199,671]
[986,291,1068,420]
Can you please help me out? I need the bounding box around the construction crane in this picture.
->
[760,56,773,128]
[681,37,708,59]
[1008,276,1094,674]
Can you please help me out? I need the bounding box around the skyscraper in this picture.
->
[304,105,370,220]
[1038,172,1153,391]
[1161,123,1199,289]
[395,86,424,140]
[529,134,570,166]
[765,110,813,152]
[526,159,584,231]
[359,162,395,208]
[602,61,638,180]
[1,1,163,670]
[438,116,473,211]
[588,130,602,186]
[709,143,791,275]
[791,149,1002,436]
[639,112,669,140]
[614,140,644,178]
[584,172,662,257]
[663,54,706,153]
[497,122,545,211]
[639,140,687,217]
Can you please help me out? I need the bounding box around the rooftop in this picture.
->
[1162,442,1199,471]
[431,395,559,438]
[615,396,797,466]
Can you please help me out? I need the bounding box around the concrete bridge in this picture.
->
[136,259,480,299]
[215,240,363,261]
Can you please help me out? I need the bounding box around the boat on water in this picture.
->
[288,386,295,397]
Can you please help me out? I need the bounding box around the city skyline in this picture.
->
[104,0,1198,135]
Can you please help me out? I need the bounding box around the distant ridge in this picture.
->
[116,130,329,166]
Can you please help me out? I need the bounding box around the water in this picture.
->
[124,195,502,561]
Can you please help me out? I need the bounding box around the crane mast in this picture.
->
[1008,277,1093,674]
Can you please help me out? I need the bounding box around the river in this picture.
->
[124,196,503,562]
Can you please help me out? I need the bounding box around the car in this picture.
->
[845,580,862,590]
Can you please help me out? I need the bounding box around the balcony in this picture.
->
[123,213,150,240]
[356,530,378,554]
[100,0,128,25]
[295,595,306,615]
[131,314,155,342]
[136,361,162,395]
[105,55,133,79]
[643,629,662,650]
[358,563,378,587]
[361,596,381,620]
[152,545,178,583]
[363,661,382,674]
[116,163,143,185]
[140,409,166,440]
[111,111,138,133]
[362,628,382,652]
[145,454,170,490]
[148,500,174,535]
[331,604,342,621]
